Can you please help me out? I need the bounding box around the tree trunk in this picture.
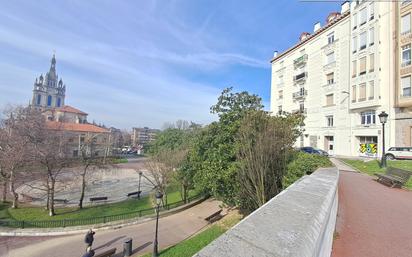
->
[2,180,7,202]
[48,177,56,216]
[78,166,87,209]
[9,170,18,208]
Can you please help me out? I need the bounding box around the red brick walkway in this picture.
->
[332,162,412,257]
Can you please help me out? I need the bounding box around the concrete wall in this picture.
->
[193,167,339,257]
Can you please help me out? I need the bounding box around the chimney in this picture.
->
[341,1,350,13]
[314,22,321,33]
[273,51,278,58]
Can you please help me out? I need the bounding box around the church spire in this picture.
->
[50,53,56,71]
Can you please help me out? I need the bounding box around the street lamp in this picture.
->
[378,111,389,168]
[138,171,143,199]
[153,190,163,257]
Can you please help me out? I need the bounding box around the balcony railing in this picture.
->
[292,108,307,114]
[402,60,411,67]
[293,89,308,99]
[293,72,307,83]
[294,54,308,68]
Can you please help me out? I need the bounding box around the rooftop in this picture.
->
[46,121,109,133]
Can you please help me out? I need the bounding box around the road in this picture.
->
[331,158,412,257]
[1,199,221,257]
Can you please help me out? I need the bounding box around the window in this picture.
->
[47,95,52,106]
[326,94,334,106]
[299,101,305,113]
[401,76,411,97]
[278,90,283,99]
[352,36,357,53]
[326,52,335,64]
[352,85,357,102]
[327,72,334,85]
[361,111,376,125]
[402,44,411,67]
[369,54,374,72]
[326,115,334,127]
[57,97,61,107]
[73,150,78,157]
[278,105,282,115]
[36,94,41,105]
[359,83,366,101]
[369,81,375,100]
[360,8,367,26]
[402,14,411,35]
[353,13,358,29]
[328,32,335,44]
[359,57,366,75]
[369,2,374,20]
[352,60,357,77]
[369,28,374,46]
[359,136,377,144]
[359,32,367,50]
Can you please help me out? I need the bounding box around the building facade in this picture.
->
[31,54,66,111]
[270,1,398,158]
[132,127,160,146]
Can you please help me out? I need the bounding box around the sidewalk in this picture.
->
[331,159,412,257]
[0,199,221,257]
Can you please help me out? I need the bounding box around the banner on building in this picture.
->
[359,143,377,157]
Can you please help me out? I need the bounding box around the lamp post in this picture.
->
[378,111,389,168]
[153,190,163,257]
[138,171,143,199]
[342,91,352,155]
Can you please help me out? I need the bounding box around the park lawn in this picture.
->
[0,202,11,220]
[140,211,243,257]
[111,158,128,164]
[7,187,198,222]
[339,159,412,189]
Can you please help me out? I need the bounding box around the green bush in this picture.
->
[283,152,332,188]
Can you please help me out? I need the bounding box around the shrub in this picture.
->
[283,152,332,188]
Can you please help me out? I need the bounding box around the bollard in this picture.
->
[123,237,132,257]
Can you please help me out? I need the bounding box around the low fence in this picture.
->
[0,194,203,229]
[194,167,339,257]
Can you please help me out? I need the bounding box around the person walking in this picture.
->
[84,229,96,248]
[81,248,95,257]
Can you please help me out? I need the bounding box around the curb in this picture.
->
[0,197,207,237]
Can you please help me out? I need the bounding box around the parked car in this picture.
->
[385,147,412,160]
[299,147,329,156]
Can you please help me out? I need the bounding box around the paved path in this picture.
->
[331,158,412,257]
[1,199,221,257]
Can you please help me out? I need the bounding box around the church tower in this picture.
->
[31,54,66,111]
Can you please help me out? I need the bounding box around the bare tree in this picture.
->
[236,111,303,212]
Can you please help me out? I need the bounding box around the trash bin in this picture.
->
[123,238,132,257]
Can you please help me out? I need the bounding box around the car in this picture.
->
[385,147,412,160]
[299,147,329,156]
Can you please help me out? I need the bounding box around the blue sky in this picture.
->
[0,0,341,129]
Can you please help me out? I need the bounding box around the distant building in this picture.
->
[132,127,160,146]
[30,54,112,158]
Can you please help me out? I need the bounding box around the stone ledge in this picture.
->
[193,167,339,257]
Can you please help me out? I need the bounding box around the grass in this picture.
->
[339,158,412,189]
[139,211,243,257]
[111,158,128,164]
[5,186,198,222]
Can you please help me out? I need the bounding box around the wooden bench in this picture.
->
[205,209,223,223]
[375,167,412,188]
[54,198,68,204]
[90,196,108,202]
[127,191,142,198]
[94,248,116,257]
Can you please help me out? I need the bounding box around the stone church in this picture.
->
[30,54,112,158]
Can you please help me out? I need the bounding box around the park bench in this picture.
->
[90,196,108,202]
[94,248,116,257]
[53,198,68,204]
[205,209,223,223]
[375,167,412,188]
[126,191,142,198]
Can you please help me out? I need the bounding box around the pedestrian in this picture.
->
[84,229,96,248]
[81,248,95,257]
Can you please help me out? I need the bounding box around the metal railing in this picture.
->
[0,194,204,229]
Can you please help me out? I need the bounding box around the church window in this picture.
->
[57,97,61,107]
[47,95,52,106]
[36,95,41,105]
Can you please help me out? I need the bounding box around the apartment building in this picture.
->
[270,1,396,157]
[132,127,160,146]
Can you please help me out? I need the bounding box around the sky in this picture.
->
[0,0,341,129]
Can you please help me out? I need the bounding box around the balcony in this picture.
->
[292,108,307,114]
[293,72,307,83]
[293,89,308,99]
[293,54,308,68]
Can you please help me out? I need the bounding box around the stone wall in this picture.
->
[193,167,339,257]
